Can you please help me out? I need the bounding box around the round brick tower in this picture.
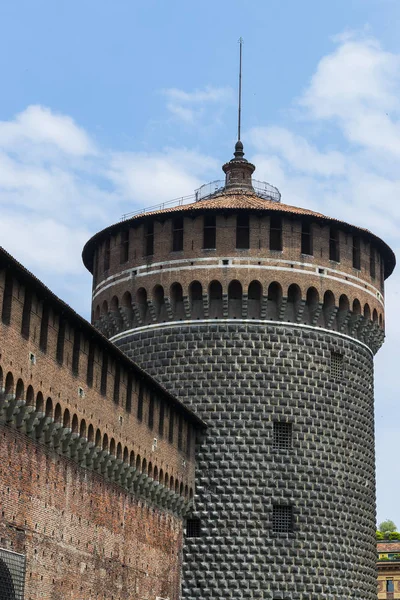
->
[83,142,395,600]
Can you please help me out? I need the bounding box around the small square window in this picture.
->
[272,505,293,533]
[330,352,344,380]
[273,422,292,449]
[186,518,201,538]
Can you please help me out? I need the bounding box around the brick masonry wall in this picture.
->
[0,422,183,600]
[115,321,377,600]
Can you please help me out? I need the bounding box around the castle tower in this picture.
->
[82,140,395,599]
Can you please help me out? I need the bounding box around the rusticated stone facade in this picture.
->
[114,321,377,599]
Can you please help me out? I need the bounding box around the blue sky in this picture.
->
[0,0,399,526]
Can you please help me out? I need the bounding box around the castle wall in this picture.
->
[115,321,378,600]
[0,422,183,600]
[0,248,205,599]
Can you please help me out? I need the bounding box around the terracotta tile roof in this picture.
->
[378,542,400,553]
[82,189,396,277]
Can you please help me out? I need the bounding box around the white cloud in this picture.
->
[0,105,96,157]
[0,105,218,313]
[249,126,346,177]
[162,85,234,124]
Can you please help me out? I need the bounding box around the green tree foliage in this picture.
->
[379,520,397,535]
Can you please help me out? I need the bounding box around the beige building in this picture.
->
[378,541,400,598]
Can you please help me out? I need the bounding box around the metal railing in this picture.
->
[121,178,281,221]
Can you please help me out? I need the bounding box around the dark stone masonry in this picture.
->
[116,321,377,599]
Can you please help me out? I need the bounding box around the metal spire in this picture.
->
[238,37,243,142]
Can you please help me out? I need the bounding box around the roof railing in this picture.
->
[121,178,281,221]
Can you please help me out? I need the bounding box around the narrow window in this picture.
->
[387,580,394,592]
[178,414,183,450]
[87,341,95,387]
[1,271,13,325]
[272,505,293,533]
[273,422,292,449]
[137,384,144,421]
[72,330,81,375]
[100,353,108,396]
[40,304,49,352]
[158,401,165,436]
[330,352,343,380]
[370,246,376,279]
[21,289,33,339]
[104,238,110,272]
[93,249,99,287]
[301,222,313,255]
[186,424,192,458]
[144,221,154,256]
[148,393,154,429]
[168,410,174,443]
[203,214,216,249]
[270,215,282,251]
[56,316,66,364]
[236,213,250,249]
[113,365,120,405]
[126,374,132,412]
[352,236,361,270]
[120,230,129,263]
[172,217,184,252]
[329,228,340,262]
[380,259,384,289]
[186,518,201,538]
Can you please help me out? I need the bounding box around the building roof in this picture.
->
[82,188,396,277]
[0,246,206,430]
[378,542,400,553]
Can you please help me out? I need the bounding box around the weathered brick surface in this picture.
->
[116,321,377,599]
[0,422,183,600]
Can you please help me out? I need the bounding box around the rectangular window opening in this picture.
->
[72,330,81,376]
[104,238,110,272]
[39,304,49,353]
[370,246,376,279]
[236,213,250,249]
[330,352,344,380]
[272,505,293,533]
[301,222,313,256]
[168,410,174,443]
[21,289,33,339]
[56,316,66,365]
[113,365,120,405]
[148,393,154,429]
[126,374,133,413]
[86,341,95,387]
[172,217,184,252]
[120,230,129,263]
[144,221,154,256]
[387,580,395,593]
[158,401,165,437]
[270,215,282,251]
[273,422,292,449]
[329,228,340,262]
[203,214,216,249]
[137,384,144,421]
[1,271,13,326]
[100,353,108,396]
[186,518,201,538]
[352,236,361,270]
[178,414,183,450]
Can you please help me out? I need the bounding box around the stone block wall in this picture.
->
[115,321,377,599]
